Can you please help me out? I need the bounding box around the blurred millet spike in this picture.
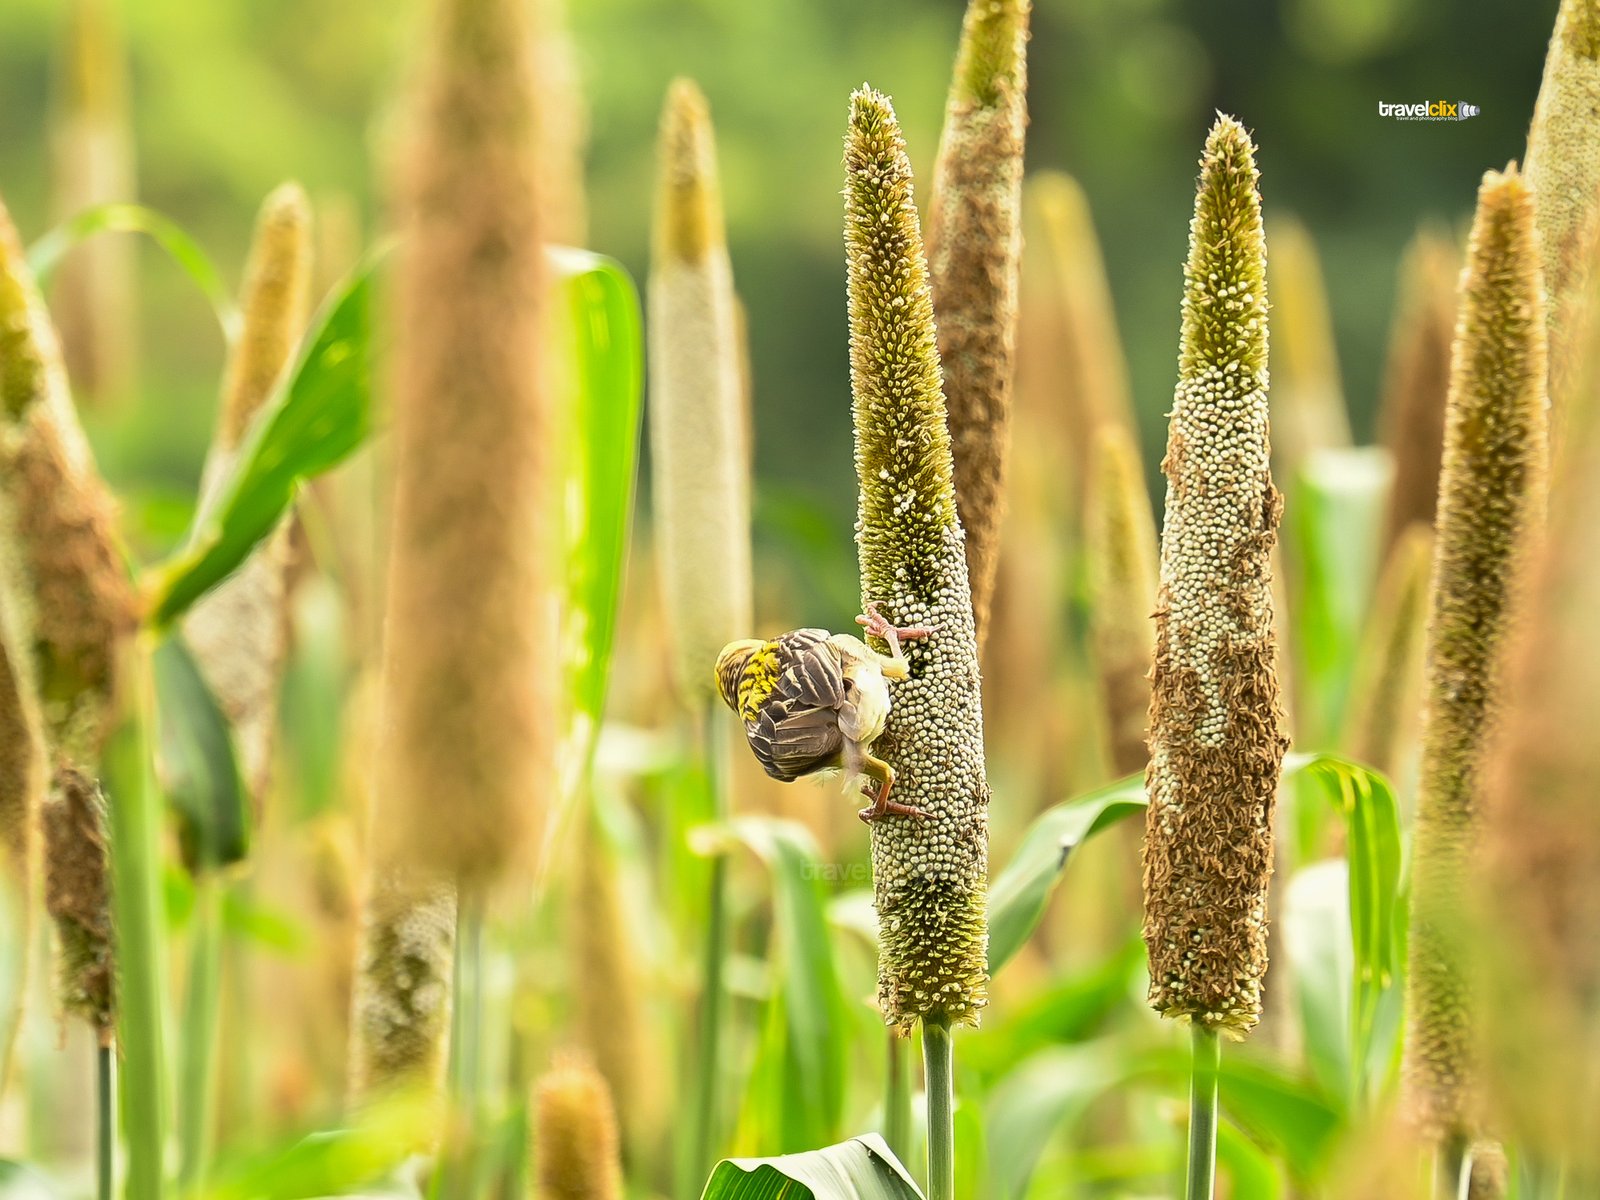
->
[1266,215,1351,486]
[184,182,312,808]
[649,78,752,705]
[1403,166,1549,1151]
[0,196,137,762]
[926,0,1030,649]
[43,767,114,1044]
[1084,423,1157,777]
[347,870,456,1104]
[371,0,556,888]
[533,1054,625,1200]
[1141,114,1288,1035]
[1379,229,1458,550]
[1479,346,1600,1171]
[845,86,990,1033]
[1341,523,1434,780]
[1525,0,1600,410]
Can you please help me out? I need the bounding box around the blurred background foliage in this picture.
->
[0,0,1556,623]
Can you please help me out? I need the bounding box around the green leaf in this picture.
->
[1129,1046,1343,1179]
[987,774,1146,973]
[1285,447,1392,745]
[1282,861,1354,1106]
[701,1135,924,1199]
[153,635,250,872]
[1216,1119,1288,1200]
[1282,752,1405,1107]
[724,818,850,1154]
[555,249,645,784]
[26,202,241,340]
[147,256,379,628]
[0,1161,63,1200]
[984,1043,1123,1200]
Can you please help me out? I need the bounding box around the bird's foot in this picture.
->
[856,778,931,824]
[856,601,935,658]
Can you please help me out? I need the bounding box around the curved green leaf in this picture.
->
[26,202,240,339]
[985,1043,1122,1200]
[702,1135,924,1199]
[153,634,249,872]
[147,257,379,628]
[987,774,1146,973]
[555,249,645,787]
[722,817,850,1154]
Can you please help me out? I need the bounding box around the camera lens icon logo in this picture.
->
[1460,102,1481,119]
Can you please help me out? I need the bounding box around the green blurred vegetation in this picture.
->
[0,0,1555,621]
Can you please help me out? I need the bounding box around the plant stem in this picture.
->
[104,642,166,1200]
[884,1031,911,1166]
[1186,1025,1221,1200]
[923,1016,954,1200]
[97,1043,113,1200]
[177,874,224,1195]
[438,889,486,1200]
[686,708,732,1193]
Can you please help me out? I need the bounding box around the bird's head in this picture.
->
[713,639,764,712]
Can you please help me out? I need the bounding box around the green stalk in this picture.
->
[922,1017,954,1200]
[884,1032,911,1166]
[687,709,731,1190]
[103,642,166,1200]
[177,874,223,1195]
[97,1044,113,1200]
[438,891,486,1200]
[1186,1026,1220,1200]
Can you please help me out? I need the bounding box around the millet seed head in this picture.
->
[1403,165,1549,1147]
[1525,0,1600,413]
[926,0,1029,650]
[1142,114,1288,1036]
[648,78,752,706]
[845,86,990,1033]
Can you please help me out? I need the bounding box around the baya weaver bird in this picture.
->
[714,602,933,823]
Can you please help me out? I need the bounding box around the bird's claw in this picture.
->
[856,601,935,657]
[856,777,931,824]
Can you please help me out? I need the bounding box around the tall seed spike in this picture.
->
[49,0,135,404]
[347,869,455,1105]
[42,767,114,1044]
[184,182,313,806]
[1341,522,1434,781]
[1525,0,1600,414]
[0,196,138,763]
[1478,303,1600,1172]
[1266,215,1351,487]
[1403,166,1549,1151]
[927,0,1030,649]
[1142,114,1288,1035]
[1084,423,1157,777]
[845,86,990,1032]
[1018,172,1139,496]
[1379,228,1459,550]
[370,0,557,887]
[648,78,751,705]
[533,1054,625,1200]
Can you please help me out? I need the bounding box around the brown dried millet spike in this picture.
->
[43,767,114,1044]
[1141,114,1288,1036]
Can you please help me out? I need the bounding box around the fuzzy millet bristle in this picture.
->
[1403,166,1549,1148]
[1084,423,1157,777]
[533,1055,625,1200]
[927,0,1029,648]
[372,0,556,886]
[43,767,114,1044]
[648,77,752,705]
[846,86,990,1032]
